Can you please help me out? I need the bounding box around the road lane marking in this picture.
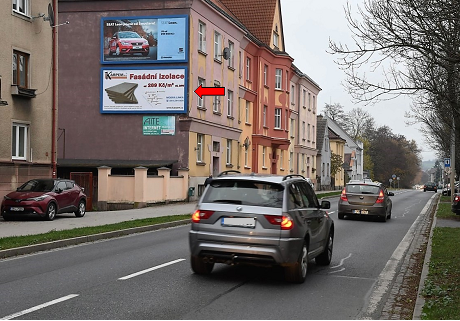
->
[1,294,79,320]
[330,253,352,269]
[118,258,186,280]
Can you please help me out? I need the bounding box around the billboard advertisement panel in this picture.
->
[100,67,187,113]
[101,15,188,64]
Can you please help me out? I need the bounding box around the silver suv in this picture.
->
[189,171,334,283]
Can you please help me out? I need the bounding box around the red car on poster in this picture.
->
[108,31,150,56]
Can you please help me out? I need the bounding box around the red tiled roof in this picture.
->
[206,0,240,22]
[220,0,277,45]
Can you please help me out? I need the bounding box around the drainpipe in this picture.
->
[51,0,57,178]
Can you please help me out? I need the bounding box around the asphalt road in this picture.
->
[0,189,435,320]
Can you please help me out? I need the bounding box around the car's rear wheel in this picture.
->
[338,212,345,219]
[75,200,86,218]
[285,240,308,283]
[379,213,387,222]
[191,255,214,275]
[45,203,56,221]
[315,232,333,266]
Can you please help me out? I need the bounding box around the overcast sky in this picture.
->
[280,0,437,162]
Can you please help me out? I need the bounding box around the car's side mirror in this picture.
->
[320,200,331,209]
[56,188,63,193]
[388,192,394,196]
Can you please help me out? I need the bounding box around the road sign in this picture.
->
[444,158,451,167]
[392,174,396,179]
[389,178,393,183]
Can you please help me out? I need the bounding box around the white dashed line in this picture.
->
[1,294,79,320]
[118,258,186,280]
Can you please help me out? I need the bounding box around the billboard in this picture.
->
[143,116,175,135]
[101,15,188,64]
[100,67,187,114]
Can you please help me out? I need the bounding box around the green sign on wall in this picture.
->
[143,116,175,135]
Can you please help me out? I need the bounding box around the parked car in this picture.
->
[1,179,86,221]
[451,193,460,215]
[108,31,150,56]
[423,182,437,192]
[189,171,334,283]
[338,181,394,222]
[442,182,459,196]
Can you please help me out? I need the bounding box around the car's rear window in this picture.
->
[202,179,284,208]
[345,184,380,195]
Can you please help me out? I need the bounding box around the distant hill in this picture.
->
[422,160,436,171]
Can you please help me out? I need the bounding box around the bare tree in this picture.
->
[345,107,375,140]
[323,103,349,129]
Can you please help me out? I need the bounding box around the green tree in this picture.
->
[330,152,343,184]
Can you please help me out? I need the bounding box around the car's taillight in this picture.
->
[376,190,385,203]
[264,214,294,230]
[191,210,214,223]
[340,188,348,201]
[454,195,460,202]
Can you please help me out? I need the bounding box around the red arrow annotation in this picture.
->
[194,85,226,98]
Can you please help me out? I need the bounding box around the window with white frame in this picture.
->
[275,68,282,89]
[307,123,311,141]
[263,105,267,127]
[197,134,204,162]
[275,108,282,129]
[197,78,205,108]
[213,81,220,113]
[13,0,30,16]
[12,123,29,160]
[273,31,279,49]
[244,146,249,167]
[291,85,295,104]
[227,90,233,117]
[290,119,295,137]
[226,139,232,164]
[13,50,29,88]
[198,21,206,52]
[214,31,221,61]
[228,41,234,68]
[246,57,251,80]
[245,101,250,123]
[262,146,266,167]
[302,121,306,140]
[289,151,294,171]
[264,64,268,86]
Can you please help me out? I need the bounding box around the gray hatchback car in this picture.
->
[338,181,394,222]
[189,171,334,283]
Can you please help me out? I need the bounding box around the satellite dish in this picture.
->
[45,3,55,27]
[222,47,230,60]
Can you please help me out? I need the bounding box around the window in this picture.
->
[302,121,306,140]
[226,140,232,164]
[244,147,249,167]
[214,31,221,61]
[246,57,251,80]
[286,71,289,91]
[13,0,30,16]
[12,123,29,160]
[245,101,250,123]
[275,69,282,89]
[213,81,221,113]
[264,65,268,86]
[290,119,295,138]
[312,125,315,142]
[313,96,316,113]
[273,31,279,49]
[325,137,329,151]
[302,89,306,107]
[302,154,305,172]
[262,146,266,167]
[13,50,29,88]
[228,41,234,68]
[308,92,311,110]
[197,78,205,108]
[213,141,220,152]
[198,21,206,52]
[263,105,267,127]
[285,110,288,130]
[227,90,233,117]
[280,150,284,169]
[275,108,282,129]
[197,134,203,162]
[291,85,295,104]
[307,124,311,141]
[238,51,242,77]
[289,151,294,171]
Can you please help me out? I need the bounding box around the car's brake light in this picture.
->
[264,214,294,230]
[376,190,385,203]
[454,195,460,202]
[340,188,348,201]
[191,210,214,223]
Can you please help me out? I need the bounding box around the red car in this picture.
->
[1,179,86,221]
[108,31,150,56]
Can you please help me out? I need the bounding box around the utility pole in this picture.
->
[451,121,456,203]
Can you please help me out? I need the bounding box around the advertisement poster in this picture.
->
[101,15,188,64]
[143,116,175,135]
[100,67,187,113]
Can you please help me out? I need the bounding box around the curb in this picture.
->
[0,219,191,260]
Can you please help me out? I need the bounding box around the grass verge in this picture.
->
[0,214,191,251]
[421,227,460,320]
[318,191,342,199]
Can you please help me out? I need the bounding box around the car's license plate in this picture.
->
[221,217,255,228]
[133,46,141,49]
[10,207,24,211]
[352,209,368,214]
